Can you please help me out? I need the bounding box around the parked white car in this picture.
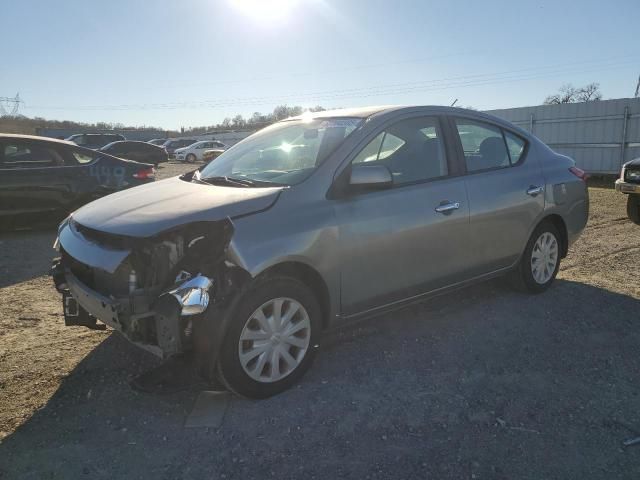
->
[175,140,227,163]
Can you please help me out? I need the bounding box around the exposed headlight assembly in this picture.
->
[167,274,213,316]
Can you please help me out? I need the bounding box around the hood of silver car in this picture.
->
[72,176,284,237]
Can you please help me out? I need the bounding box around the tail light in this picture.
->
[569,166,588,181]
[133,167,155,180]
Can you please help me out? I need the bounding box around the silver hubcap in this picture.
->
[531,231,559,284]
[238,297,311,383]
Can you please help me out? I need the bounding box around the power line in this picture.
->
[22,58,639,112]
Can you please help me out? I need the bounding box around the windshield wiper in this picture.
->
[197,175,257,187]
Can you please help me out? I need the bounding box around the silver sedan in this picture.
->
[52,106,589,398]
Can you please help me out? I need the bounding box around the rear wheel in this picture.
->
[216,276,321,398]
[186,153,197,163]
[512,222,561,293]
[626,194,640,225]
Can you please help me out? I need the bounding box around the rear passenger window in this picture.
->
[455,120,509,172]
[351,116,447,184]
[504,131,526,164]
[0,143,66,168]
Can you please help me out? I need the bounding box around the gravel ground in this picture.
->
[1,163,639,479]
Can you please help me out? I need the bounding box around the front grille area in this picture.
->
[73,220,132,250]
[61,245,133,298]
[61,247,95,289]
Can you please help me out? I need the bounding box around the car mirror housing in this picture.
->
[349,164,393,189]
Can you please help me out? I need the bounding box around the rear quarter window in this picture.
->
[72,149,97,164]
[504,131,526,164]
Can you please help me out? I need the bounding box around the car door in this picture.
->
[450,117,545,275]
[333,115,470,316]
[121,143,143,162]
[197,142,214,160]
[105,142,123,158]
[0,139,75,221]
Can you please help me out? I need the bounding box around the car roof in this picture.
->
[0,133,76,146]
[287,105,402,121]
[285,105,531,137]
[69,132,122,136]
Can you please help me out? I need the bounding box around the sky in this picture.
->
[2,0,639,130]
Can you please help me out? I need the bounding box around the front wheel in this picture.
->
[217,276,322,398]
[627,194,640,225]
[512,222,561,293]
[186,153,197,163]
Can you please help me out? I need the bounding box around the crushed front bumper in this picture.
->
[52,258,208,358]
[51,215,235,360]
[615,179,640,194]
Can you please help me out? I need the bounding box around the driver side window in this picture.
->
[351,116,447,185]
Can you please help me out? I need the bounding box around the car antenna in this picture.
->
[450,98,458,107]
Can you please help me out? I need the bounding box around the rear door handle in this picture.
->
[527,185,544,196]
[435,201,460,214]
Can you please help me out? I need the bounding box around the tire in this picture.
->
[186,153,196,163]
[216,276,322,398]
[512,221,561,293]
[627,194,640,225]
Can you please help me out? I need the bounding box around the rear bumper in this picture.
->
[615,179,640,194]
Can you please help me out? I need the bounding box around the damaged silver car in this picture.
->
[51,106,589,398]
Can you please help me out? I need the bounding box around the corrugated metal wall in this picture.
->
[485,97,640,174]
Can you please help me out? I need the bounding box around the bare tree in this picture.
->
[231,114,246,128]
[272,105,304,121]
[544,83,602,104]
[575,83,602,102]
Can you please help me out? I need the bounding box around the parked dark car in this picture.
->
[51,106,588,398]
[100,140,168,165]
[615,157,640,225]
[162,138,198,157]
[65,133,126,149]
[0,134,155,229]
[148,138,168,146]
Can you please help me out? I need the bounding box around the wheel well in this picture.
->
[259,262,331,330]
[541,214,568,258]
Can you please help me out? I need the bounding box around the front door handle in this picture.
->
[435,201,460,214]
[527,185,544,196]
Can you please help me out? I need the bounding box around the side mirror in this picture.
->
[349,164,393,189]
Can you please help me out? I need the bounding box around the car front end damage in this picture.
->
[615,162,640,194]
[51,216,248,359]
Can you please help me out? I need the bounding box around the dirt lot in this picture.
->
[1,163,639,479]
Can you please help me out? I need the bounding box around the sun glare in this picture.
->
[279,142,294,153]
[229,0,300,23]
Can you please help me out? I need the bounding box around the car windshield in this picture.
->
[199,117,362,186]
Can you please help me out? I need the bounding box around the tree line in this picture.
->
[182,104,326,135]
[0,104,327,136]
